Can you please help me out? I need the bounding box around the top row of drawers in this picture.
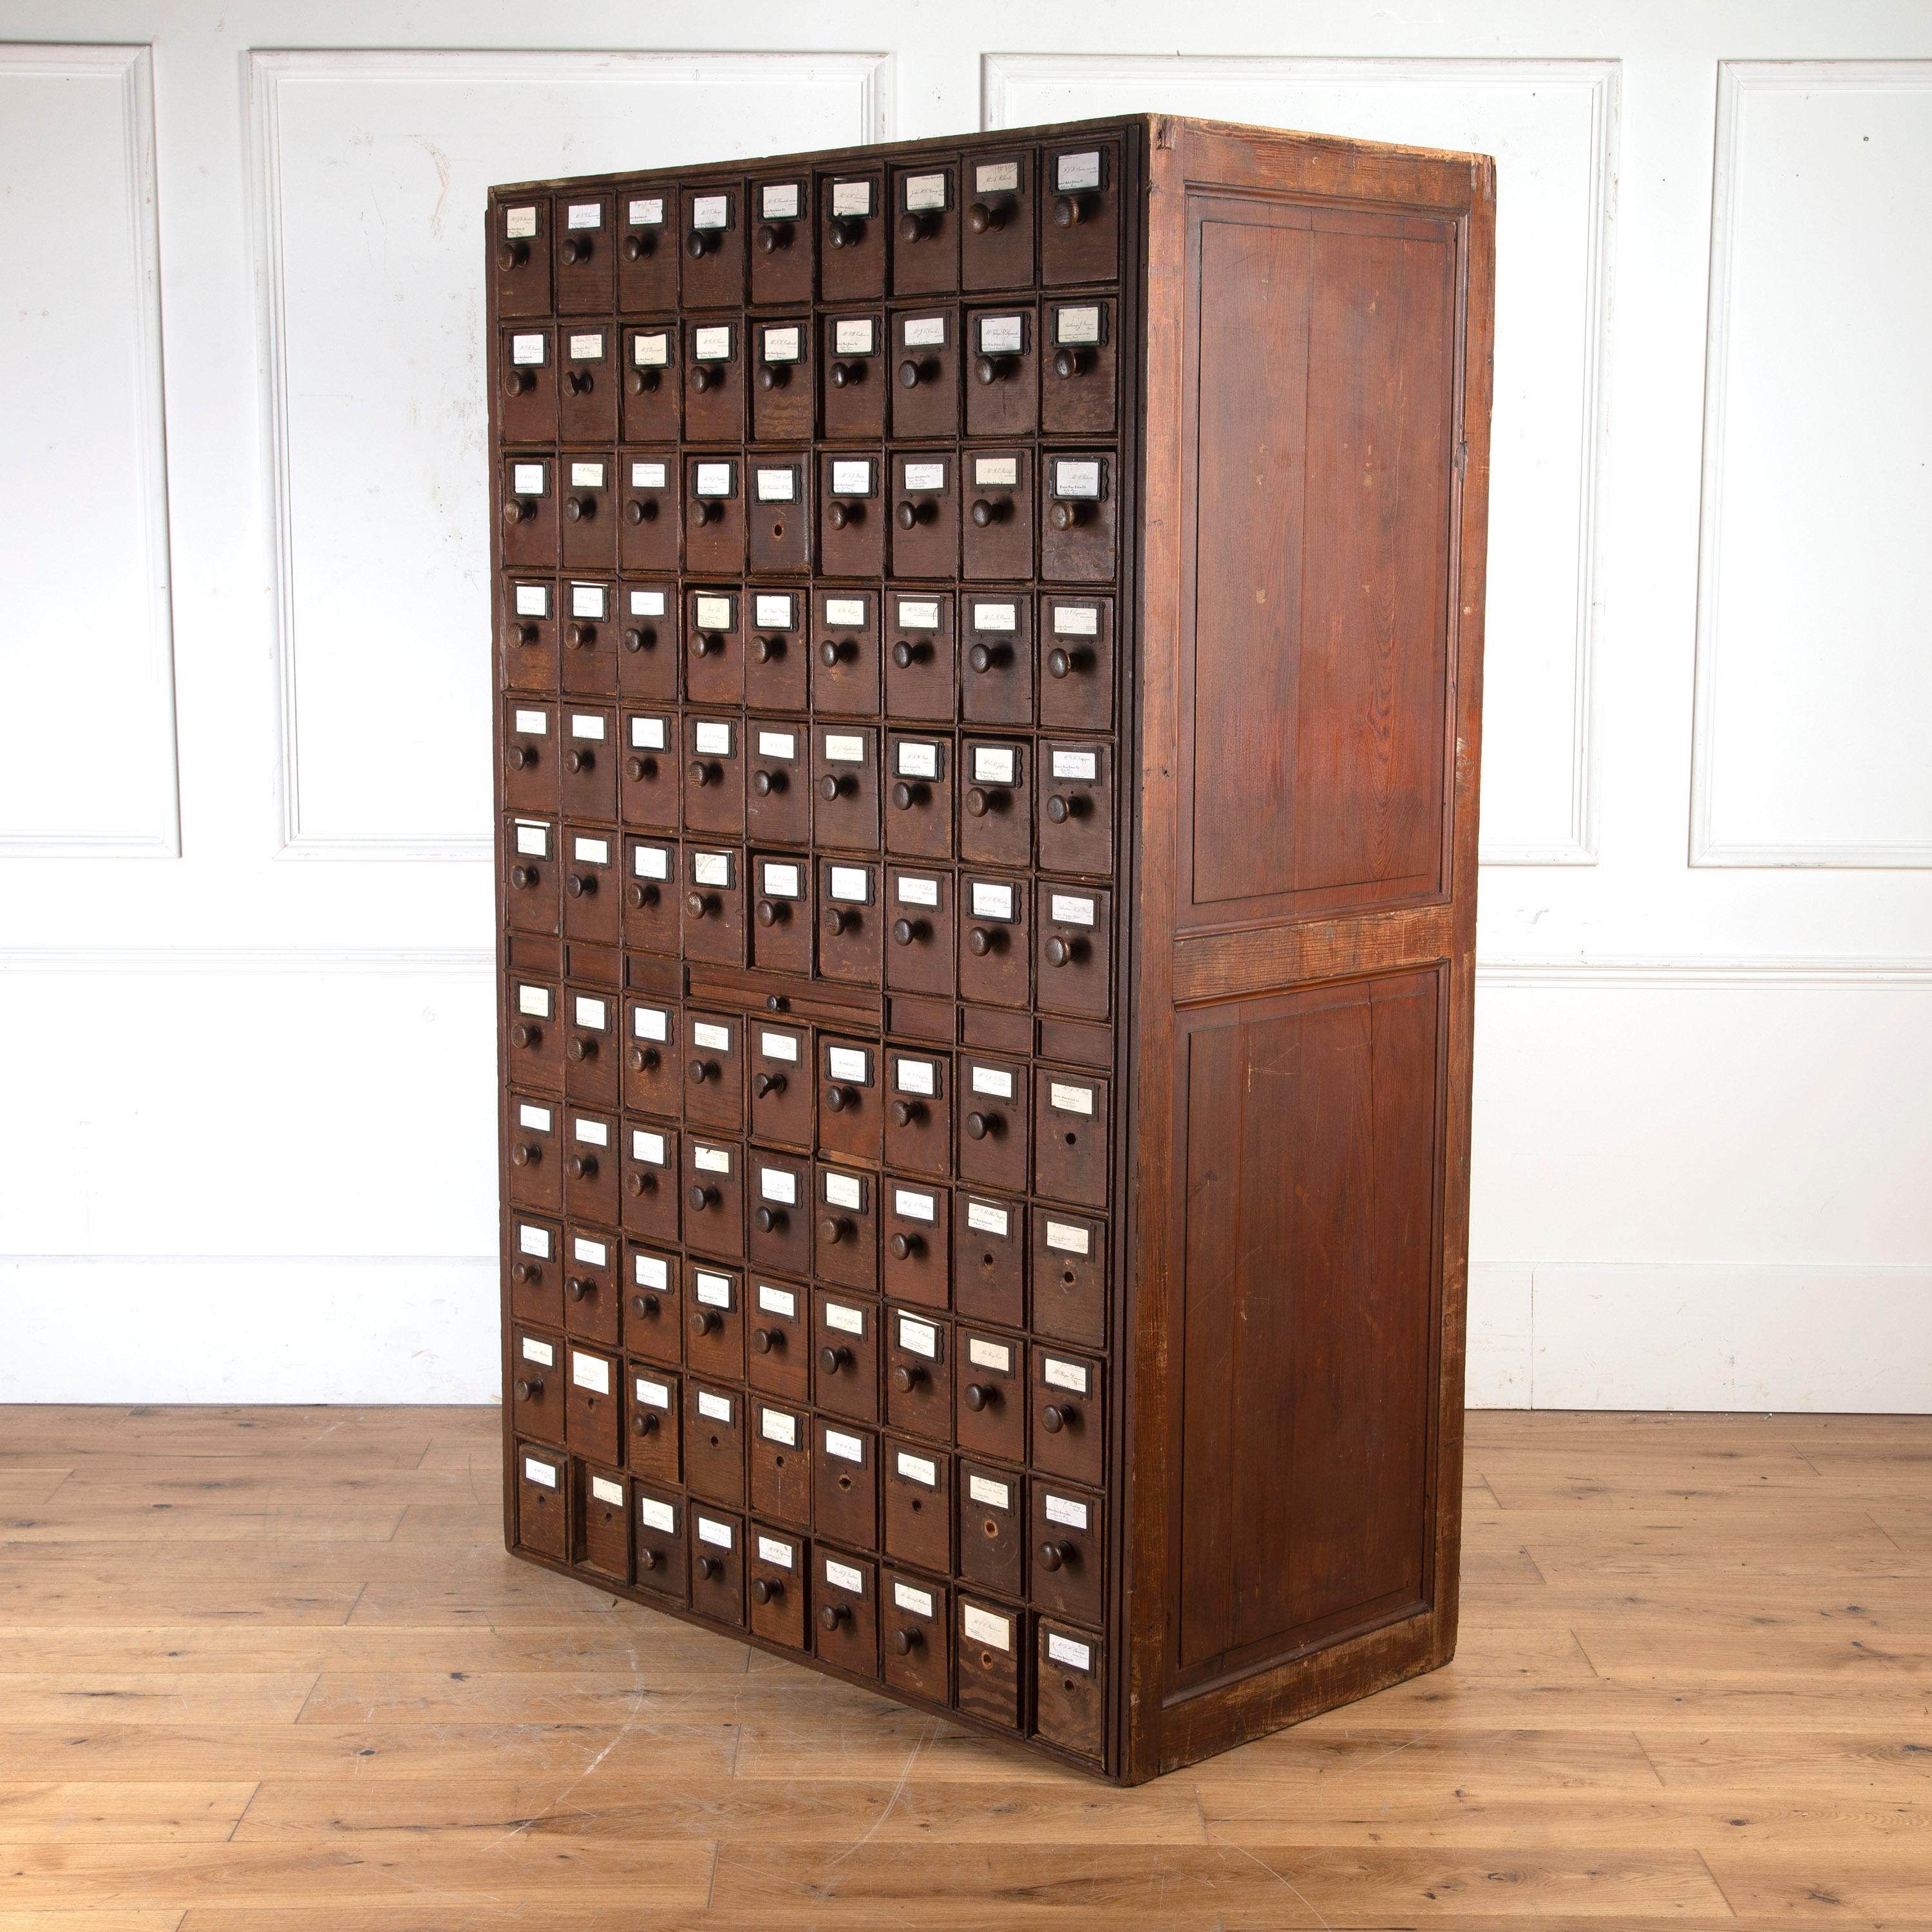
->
[493,139,1127,317]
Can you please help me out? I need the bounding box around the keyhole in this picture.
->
[1064,1130,1077,1145]
[772,522,784,537]
[910,1497,922,1513]
[1062,1676,1077,1694]
[980,1649,995,1668]
[982,1517,997,1537]
[774,1454,786,1468]
[1063,1267,1076,1287]
[838,1473,853,1492]
[981,1251,996,1270]
[709,1433,721,1448]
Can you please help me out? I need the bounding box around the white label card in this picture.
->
[823,1173,863,1212]
[759,1031,799,1062]
[638,1497,676,1533]
[1045,1357,1090,1394]
[1057,305,1103,346]
[629,196,663,226]
[967,1472,1010,1508]
[1050,1082,1095,1116]
[694,462,732,498]
[976,160,1020,194]
[632,1006,668,1042]
[513,709,548,735]
[973,602,1016,632]
[634,1253,668,1289]
[831,180,872,218]
[693,723,732,757]
[694,1271,732,1307]
[631,1130,665,1164]
[514,585,548,617]
[902,461,946,492]
[631,589,666,616]
[762,862,800,899]
[823,733,866,764]
[591,1475,623,1507]
[962,1604,1010,1650]
[967,1338,1011,1372]
[974,456,1018,488]
[697,1390,732,1422]
[1056,150,1103,193]
[757,1533,795,1567]
[824,1430,864,1464]
[1052,748,1098,780]
[898,1314,938,1356]
[827,1046,869,1082]
[761,182,800,220]
[630,716,667,751]
[978,314,1024,355]
[831,458,872,494]
[697,1515,733,1549]
[692,325,731,361]
[1046,1220,1092,1256]
[895,1058,936,1096]
[567,202,601,229]
[898,599,940,628]
[755,468,795,502]
[571,1353,610,1394]
[824,1557,864,1593]
[569,714,605,741]
[903,314,946,346]
[692,1144,731,1175]
[757,1283,796,1316]
[896,741,939,780]
[514,824,548,857]
[524,1455,556,1486]
[568,333,604,360]
[762,324,800,363]
[1052,893,1097,926]
[1048,1632,1093,1671]
[694,594,732,630]
[759,1168,797,1205]
[971,1065,1014,1100]
[895,1580,934,1616]
[516,983,550,1016]
[505,206,537,239]
[753,592,793,629]
[826,596,867,626]
[512,462,545,496]
[824,1301,864,1336]
[972,746,1016,785]
[757,731,796,761]
[569,840,602,869]
[692,851,731,887]
[631,461,667,489]
[635,1377,669,1408]
[967,1201,1010,1236]
[894,1188,936,1222]
[692,194,729,230]
[828,865,869,902]
[1045,1493,1090,1530]
[971,881,1015,920]
[1055,459,1103,499]
[1054,603,1100,637]
[520,1336,554,1367]
[761,1408,797,1446]
[896,1451,937,1486]
[904,172,947,211]
[570,462,604,488]
[832,319,875,357]
[896,875,939,907]
[518,1224,551,1259]
[634,332,670,367]
[571,584,605,618]
[511,333,545,366]
[573,997,607,1029]
[572,1119,607,1148]
[518,1103,551,1131]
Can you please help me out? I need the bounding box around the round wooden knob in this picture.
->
[565,1036,596,1063]
[687,1184,717,1212]
[625,755,655,782]
[1047,647,1078,678]
[1050,500,1084,531]
[752,1327,784,1354]
[757,361,789,390]
[690,499,717,525]
[755,898,788,928]
[826,498,859,526]
[752,1576,782,1604]
[627,883,658,910]
[970,497,1007,527]
[564,748,593,775]
[623,231,652,260]
[1052,193,1092,227]
[889,1099,922,1128]
[565,370,594,395]
[630,1291,658,1317]
[890,1625,919,1654]
[560,235,592,263]
[509,865,538,890]
[891,781,925,810]
[824,907,853,936]
[898,357,930,389]
[967,641,1001,673]
[565,622,594,649]
[497,240,529,271]
[1041,1401,1077,1433]
[1038,1539,1074,1571]
[753,1072,786,1098]
[967,926,1001,957]
[509,1021,539,1050]
[828,216,863,248]
[512,623,539,646]
[818,638,847,666]
[625,1171,654,1196]
[629,1044,659,1073]
[685,891,710,920]
[891,639,925,667]
[685,230,713,260]
[1046,793,1086,823]
[506,744,534,772]
[973,354,1006,386]
[623,625,656,652]
[509,1262,539,1286]
[755,221,790,254]
[898,210,936,243]
[889,1233,922,1262]
[638,1548,661,1571]
[625,498,654,524]
[509,1142,540,1168]
[819,1604,847,1630]
[823,1085,851,1113]
[891,1362,923,1392]
[564,1276,591,1302]
[504,367,534,396]
[627,367,659,393]
[891,918,924,947]
[753,635,783,663]
[513,1376,542,1399]
[502,498,531,525]
[690,632,719,657]
[895,498,931,529]
[696,1553,720,1579]
[965,1112,1000,1141]
[687,1057,715,1086]
[963,1382,996,1412]
[1054,346,1092,379]
[688,760,714,790]
[691,366,716,393]
[819,1343,851,1373]
[819,1218,850,1249]
[632,1410,658,1434]
[564,1152,597,1180]
[967,201,1003,234]
[819,773,848,802]
[564,871,594,900]
[1045,936,1078,967]
[690,1308,719,1336]
[829,360,865,388]
[963,787,992,817]
[753,1204,784,1233]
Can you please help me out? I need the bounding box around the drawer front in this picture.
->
[619,454,677,573]
[812,1418,879,1549]
[952,1191,1025,1329]
[1033,1070,1110,1209]
[680,185,744,307]
[748,1148,812,1278]
[683,1008,746,1133]
[891,162,960,296]
[504,817,560,937]
[623,1244,681,1365]
[890,451,959,579]
[506,1213,562,1329]
[750,316,812,436]
[817,1035,883,1164]
[746,1275,810,1403]
[885,733,953,858]
[885,866,955,998]
[1033,1618,1104,1761]
[688,1505,744,1625]
[885,1305,951,1440]
[960,593,1032,726]
[560,453,615,571]
[748,1401,811,1526]
[685,1262,744,1382]
[1041,296,1117,435]
[1030,1480,1104,1626]
[621,326,679,441]
[500,325,556,442]
[681,1135,745,1262]
[749,1524,808,1649]
[621,995,681,1119]
[561,828,619,948]
[965,303,1039,437]
[957,1054,1029,1194]
[746,721,810,843]
[561,1226,619,1348]
[560,580,618,697]
[562,1107,619,1226]
[1032,1348,1104,1487]
[960,152,1034,289]
[1040,139,1121,285]
[1039,594,1114,732]
[625,1361,681,1484]
[1036,881,1111,1021]
[509,1327,564,1445]
[1036,739,1115,877]
[882,1182,949,1311]
[956,1458,1025,1600]
[882,1567,951,1704]
[819,171,885,300]
[634,1482,689,1605]
[1040,450,1118,583]
[502,575,558,692]
[889,303,961,438]
[749,1022,813,1147]
[502,699,556,815]
[562,988,619,1110]
[883,1436,952,1575]
[621,837,679,954]
[817,858,883,985]
[954,1329,1025,1464]
[749,176,812,304]
[812,723,881,853]
[884,592,954,721]
[502,455,557,567]
[745,587,807,706]
[617,189,677,309]
[506,973,562,1094]
[554,193,614,312]
[685,588,743,708]
[681,714,746,838]
[506,1095,562,1213]
[618,582,677,702]
[683,314,744,440]
[958,873,1030,1009]
[811,1287,880,1423]
[683,1377,746,1507]
[574,1464,630,1582]
[813,1546,880,1680]
[961,447,1034,582]
[822,316,884,440]
[683,452,743,575]
[813,589,881,716]
[960,737,1032,868]
[884,1050,951,1180]
[1030,1209,1108,1349]
[681,843,746,965]
[954,1592,1022,1729]
[813,1164,879,1294]
[515,1443,568,1560]
[819,451,884,575]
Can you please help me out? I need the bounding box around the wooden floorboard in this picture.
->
[1,1407,1927,1927]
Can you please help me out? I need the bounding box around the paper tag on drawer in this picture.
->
[902,313,946,346]
[630,716,667,752]
[759,1407,797,1446]
[632,1005,668,1042]
[896,1450,937,1486]
[694,462,733,498]
[757,730,796,761]
[974,456,1018,489]
[1050,1082,1094,1115]
[591,1475,623,1507]
[760,182,800,220]
[898,1314,937,1357]
[517,1224,551,1259]
[572,1117,607,1147]
[570,585,605,620]
[518,1103,551,1131]
[1056,149,1102,192]
[753,594,793,630]
[831,458,872,495]
[902,461,946,492]
[761,323,800,361]
[1044,1492,1090,1530]
[967,1337,1011,1372]
[571,1352,609,1394]
[824,596,868,627]
[630,589,666,616]
[629,196,663,227]
[971,881,1014,921]
[1052,748,1098,781]
[962,1604,1011,1649]
[894,1578,934,1616]
[1054,459,1102,500]
[759,1030,799,1061]
[1051,893,1096,926]
[761,862,800,899]
[978,315,1024,355]
[904,171,948,212]
[567,332,604,360]
[831,179,872,218]
[520,1336,554,1367]
[569,715,605,745]
[516,984,550,1018]
[895,874,939,907]
[523,1455,556,1486]
[505,206,538,240]
[826,1046,869,1082]
[975,160,1019,195]
[1045,1221,1092,1256]
[898,598,940,629]
[967,1200,1009,1237]
[633,1252,668,1289]
[822,1173,862,1210]
[759,1167,797,1205]
[692,1144,731,1175]
[756,1533,794,1568]
[824,1428,864,1464]
[692,852,731,887]
[512,463,547,496]
[694,594,732,630]
[696,1515,732,1549]
[828,865,869,903]
[630,461,667,490]
[1056,305,1103,346]
[824,1557,864,1593]
[896,741,939,780]
[694,1271,732,1308]
[1047,1631,1093,1671]
[514,585,549,617]
[894,1057,936,1095]
[823,733,865,764]
[691,1021,731,1050]
[697,1390,732,1423]
[970,1065,1014,1100]
[630,1130,665,1164]
[632,846,668,880]
[1053,603,1100,636]
[511,333,545,366]
[691,196,728,231]
[571,1235,606,1265]
[823,1300,865,1336]
[971,600,1016,632]
[634,331,670,366]
[638,1496,676,1533]
[757,1283,795,1316]
[972,746,1016,784]
[832,319,874,357]
[967,1472,1010,1508]
[634,1376,669,1408]
[893,1188,936,1223]
[573,837,608,865]
[753,467,795,504]
[566,202,601,229]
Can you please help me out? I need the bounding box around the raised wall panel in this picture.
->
[0,46,177,857]
[250,50,891,859]
[987,53,1616,866]
[1690,62,1932,867]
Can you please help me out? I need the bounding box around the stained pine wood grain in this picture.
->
[1,1403,1927,1926]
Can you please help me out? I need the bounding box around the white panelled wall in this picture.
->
[0,1,1927,1408]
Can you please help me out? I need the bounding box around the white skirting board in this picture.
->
[2,1255,1927,1409]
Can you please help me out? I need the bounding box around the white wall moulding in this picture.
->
[0,1256,498,1403]
[0,44,178,858]
[984,52,1618,866]
[249,48,893,861]
[1690,61,1932,868]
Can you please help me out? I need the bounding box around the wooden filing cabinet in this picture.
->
[493,114,1494,1781]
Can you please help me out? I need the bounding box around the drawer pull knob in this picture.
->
[890,780,927,810]
[819,773,850,801]
[560,235,593,264]
[973,353,1015,386]
[818,638,849,666]
[687,1057,717,1086]
[965,925,1004,957]
[755,898,789,928]
[690,1309,719,1336]
[696,1553,721,1579]
[969,497,1009,527]
[690,498,719,525]
[504,367,535,397]
[625,755,656,781]
[625,1171,656,1197]
[632,1410,658,1435]
[887,1233,923,1262]
[824,1085,855,1113]
[752,768,786,797]
[685,229,714,260]
[1054,346,1094,379]
[506,735,536,767]
[753,1204,786,1233]
[757,361,790,390]
[1046,646,1088,679]
[630,1292,659,1318]
[826,497,862,526]
[963,1381,998,1412]
[1037,1539,1075,1571]
[889,1625,920,1654]
[564,1276,591,1302]
[685,891,713,920]
[629,1045,659,1073]
[564,748,594,775]
[897,210,937,243]
[627,882,659,910]
[819,1343,852,1374]
[564,495,594,524]
[691,631,722,657]
[1052,192,1095,228]
[509,1262,540,1286]
[509,865,539,891]
[564,370,594,396]
[497,240,529,271]
[828,359,867,390]
[967,641,1009,674]
[625,497,656,524]
[755,220,792,254]
[895,498,934,529]
[891,1360,925,1389]
[898,355,933,388]
[1045,792,1088,823]
[1045,935,1084,968]
[824,907,856,936]
[752,1327,784,1354]
[564,871,595,900]
[564,622,595,649]
[753,1071,786,1099]
[623,231,653,261]
[965,784,1009,818]
[966,200,1003,234]
[891,917,925,948]
[566,1036,595,1063]
[752,1576,783,1604]
[819,1603,848,1630]
[1049,500,1088,531]
[638,1547,662,1571]
[509,1142,541,1168]
[565,1152,598,1180]
[623,625,656,652]
[889,1099,923,1128]
[753,634,785,663]
[828,216,866,249]
[511,622,540,646]
[513,1376,543,1400]
[891,638,927,668]
[819,1218,852,1248]
[627,366,661,394]
[509,1021,540,1049]
[964,1111,1001,1141]
[502,498,535,526]
[688,759,715,788]
[1041,1401,1078,1434]
[687,1184,718,1212]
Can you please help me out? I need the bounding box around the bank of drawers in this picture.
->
[495,133,1125,1770]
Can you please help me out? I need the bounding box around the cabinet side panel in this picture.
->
[1183,196,1456,929]
[1175,971,1441,1685]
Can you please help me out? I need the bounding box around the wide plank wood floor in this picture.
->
[1,1406,1927,1929]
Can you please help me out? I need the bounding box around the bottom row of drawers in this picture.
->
[517,1439,1104,1763]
